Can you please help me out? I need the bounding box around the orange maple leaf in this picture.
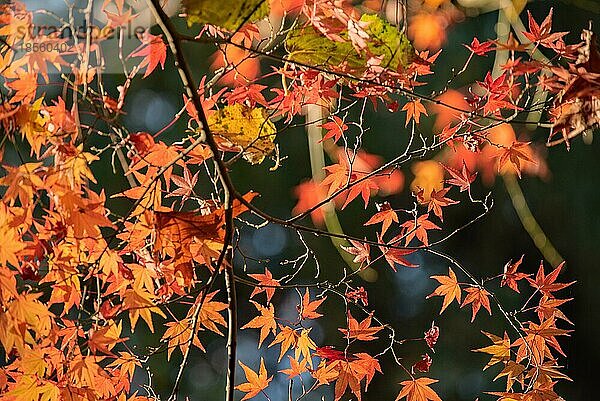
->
[295,328,317,367]
[396,377,442,401]
[400,214,441,246]
[427,267,462,314]
[497,141,535,178]
[364,201,398,236]
[269,325,298,362]
[319,115,348,143]
[122,288,166,332]
[235,358,272,401]
[248,268,280,304]
[162,319,204,361]
[241,301,276,348]
[461,287,492,322]
[299,289,326,320]
[279,356,308,378]
[339,311,383,342]
[402,100,428,126]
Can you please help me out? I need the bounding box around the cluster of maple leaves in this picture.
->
[0,0,586,400]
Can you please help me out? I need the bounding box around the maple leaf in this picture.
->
[295,328,317,367]
[427,267,462,314]
[424,188,458,222]
[279,356,308,378]
[474,331,511,369]
[402,100,428,126]
[321,162,379,209]
[522,9,567,47]
[88,321,125,354]
[315,346,357,362]
[130,31,167,78]
[341,239,371,267]
[299,289,326,320]
[319,115,348,143]
[513,317,572,363]
[269,325,298,362]
[339,311,383,341]
[7,70,37,104]
[526,261,574,297]
[461,287,492,322]
[333,360,364,401]
[400,214,441,246]
[495,360,526,392]
[248,268,280,304]
[345,178,380,210]
[167,164,199,203]
[465,37,494,56]
[497,141,535,178]
[235,358,272,401]
[354,353,382,390]
[312,361,340,386]
[241,301,276,348]
[500,255,530,293]
[123,288,166,332]
[536,295,573,324]
[396,377,441,401]
[378,235,418,271]
[424,323,440,350]
[225,84,268,108]
[197,291,228,334]
[364,201,398,236]
[412,353,433,373]
[162,319,204,360]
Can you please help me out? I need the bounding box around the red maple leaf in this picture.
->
[378,234,418,271]
[320,115,349,143]
[500,255,530,293]
[526,261,574,296]
[465,37,494,56]
[423,187,458,222]
[442,161,477,192]
[497,141,535,178]
[523,9,567,47]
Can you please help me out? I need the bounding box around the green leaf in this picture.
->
[183,0,270,31]
[285,14,414,74]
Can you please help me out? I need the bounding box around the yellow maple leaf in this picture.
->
[208,103,276,165]
[295,328,316,368]
[474,331,511,369]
